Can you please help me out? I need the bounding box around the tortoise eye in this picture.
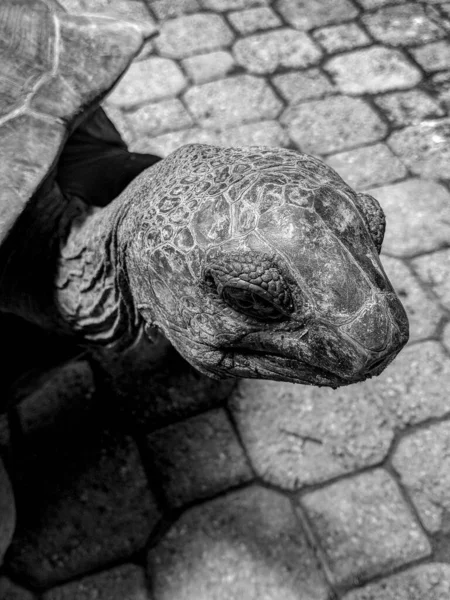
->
[221,285,287,321]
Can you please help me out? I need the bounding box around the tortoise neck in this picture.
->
[56,192,141,349]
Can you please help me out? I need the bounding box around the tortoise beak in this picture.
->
[339,292,409,378]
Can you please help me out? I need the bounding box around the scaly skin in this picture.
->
[56,144,409,388]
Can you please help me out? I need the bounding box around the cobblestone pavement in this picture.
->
[1,0,450,598]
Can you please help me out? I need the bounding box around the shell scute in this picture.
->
[0,1,54,119]
[0,0,147,243]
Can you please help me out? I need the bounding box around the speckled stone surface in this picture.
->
[366,341,450,429]
[7,429,160,587]
[281,96,387,154]
[233,29,322,73]
[124,99,193,137]
[412,249,450,311]
[381,256,443,342]
[229,379,394,489]
[387,119,450,179]
[149,0,200,19]
[411,41,450,73]
[155,14,234,59]
[313,22,370,54]
[227,6,281,34]
[182,51,235,84]
[42,564,151,600]
[107,58,187,107]
[393,422,450,534]
[272,69,335,104]
[148,486,331,600]
[183,75,282,128]
[277,0,358,30]
[326,143,407,190]
[342,563,450,600]
[325,46,422,94]
[300,469,431,586]
[367,179,450,256]
[146,408,252,507]
[374,90,445,126]
[362,5,446,46]
[138,120,289,156]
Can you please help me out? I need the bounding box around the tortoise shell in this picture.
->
[0,0,153,242]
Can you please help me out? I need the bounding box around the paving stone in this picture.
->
[444,322,450,352]
[125,99,193,137]
[390,118,450,177]
[272,69,335,104]
[107,58,186,108]
[342,563,450,600]
[313,22,371,54]
[227,7,281,34]
[101,346,236,431]
[43,564,151,600]
[0,458,15,566]
[326,143,407,190]
[233,29,322,74]
[412,249,450,311]
[135,38,155,61]
[357,0,403,7]
[6,428,159,587]
[148,486,330,600]
[57,0,157,36]
[155,14,234,59]
[392,422,450,534]
[16,360,94,436]
[325,47,422,95]
[149,0,200,20]
[130,126,221,155]
[367,179,450,256]
[147,408,252,507]
[362,5,445,46]
[374,89,445,127]
[281,96,387,155]
[182,51,235,85]
[429,71,450,111]
[367,340,450,428]
[411,41,450,73]
[184,75,282,128]
[300,469,431,586]
[229,379,394,489]
[201,0,268,9]
[277,0,358,30]
[0,578,36,600]
[135,120,289,156]
[381,255,443,343]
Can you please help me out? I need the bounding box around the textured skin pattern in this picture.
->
[102,143,410,388]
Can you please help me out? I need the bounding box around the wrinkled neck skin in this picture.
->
[55,192,142,351]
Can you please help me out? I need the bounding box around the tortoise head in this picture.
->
[124,144,408,388]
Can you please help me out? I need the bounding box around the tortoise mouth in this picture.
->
[220,348,362,388]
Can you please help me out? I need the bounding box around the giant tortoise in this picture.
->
[0,0,408,393]
[0,0,410,570]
